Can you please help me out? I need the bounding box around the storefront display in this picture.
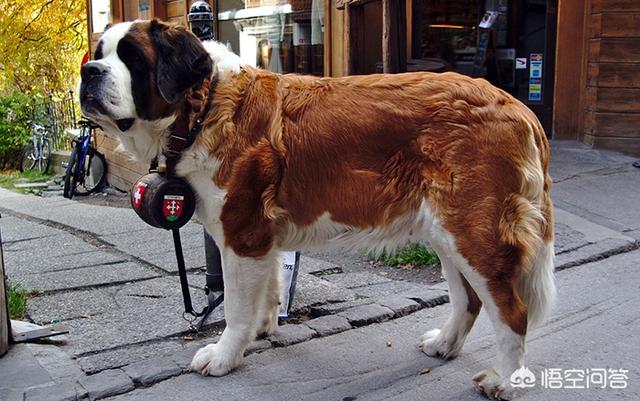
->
[217,0,323,76]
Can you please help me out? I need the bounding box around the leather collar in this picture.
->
[154,76,218,174]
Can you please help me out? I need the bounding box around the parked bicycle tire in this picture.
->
[63,145,107,199]
[38,138,51,173]
[19,139,37,172]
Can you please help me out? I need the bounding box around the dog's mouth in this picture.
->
[116,118,135,132]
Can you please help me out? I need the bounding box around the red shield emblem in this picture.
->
[132,182,147,209]
[163,195,185,222]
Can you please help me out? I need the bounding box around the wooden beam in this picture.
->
[345,4,364,75]
[382,0,406,73]
[553,0,587,139]
[324,0,332,76]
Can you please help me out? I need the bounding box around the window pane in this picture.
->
[91,0,111,33]
[217,0,324,75]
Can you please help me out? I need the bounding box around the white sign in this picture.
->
[516,58,527,69]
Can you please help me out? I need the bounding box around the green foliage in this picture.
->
[0,91,33,169]
[370,243,440,268]
[6,281,28,320]
[0,0,87,96]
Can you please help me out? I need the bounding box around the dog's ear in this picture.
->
[151,19,213,104]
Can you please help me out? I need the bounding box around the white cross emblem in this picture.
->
[166,200,180,215]
[133,187,143,203]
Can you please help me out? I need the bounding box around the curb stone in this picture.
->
[377,295,421,317]
[245,339,273,355]
[338,304,395,327]
[303,314,352,336]
[77,369,134,401]
[400,289,449,307]
[268,324,317,347]
[122,358,182,387]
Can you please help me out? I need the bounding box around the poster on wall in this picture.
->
[528,53,543,101]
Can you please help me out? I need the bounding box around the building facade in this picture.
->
[86,0,640,190]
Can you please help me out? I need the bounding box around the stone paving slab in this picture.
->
[100,223,205,254]
[28,288,117,324]
[14,261,159,293]
[25,344,85,383]
[58,277,224,356]
[555,237,638,270]
[0,215,61,242]
[24,381,87,401]
[3,249,125,275]
[4,232,99,259]
[77,340,190,375]
[553,166,640,233]
[0,344,53,391]
[553,222,589,254]
[134,247,206,272]
[0,191,150,236]
[298,255,340,274]
[321,272,391,288]
[352,280,427,299]
[289,273,356,314]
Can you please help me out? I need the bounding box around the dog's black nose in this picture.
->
[81,61,108,81]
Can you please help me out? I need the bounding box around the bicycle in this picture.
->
[19,122,51,174]
[63,119,107,199]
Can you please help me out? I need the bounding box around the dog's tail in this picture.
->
[499,192,556,329]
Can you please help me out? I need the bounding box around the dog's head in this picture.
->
[79,20,212,135]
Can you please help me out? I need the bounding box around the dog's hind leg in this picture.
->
[469,274,527,401]
[420,253,482,359]
[190,247,280,376]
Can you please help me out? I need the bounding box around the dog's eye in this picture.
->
[117,39,147,67]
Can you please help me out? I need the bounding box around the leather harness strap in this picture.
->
[150,75,223,331]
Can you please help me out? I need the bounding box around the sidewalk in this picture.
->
[0,140,638,401]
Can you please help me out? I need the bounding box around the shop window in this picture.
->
[412,0,481,75]
[91,0,111,33]
[217,0,324,75]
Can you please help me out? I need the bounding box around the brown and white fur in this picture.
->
[79,20,556,399]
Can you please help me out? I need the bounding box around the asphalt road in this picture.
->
[108,249,640,401]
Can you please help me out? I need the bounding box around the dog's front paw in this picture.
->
[189,344,243,376]
[472,369,516,400]
[419,328,460,359]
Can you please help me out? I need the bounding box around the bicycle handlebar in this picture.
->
[77,119,101,130]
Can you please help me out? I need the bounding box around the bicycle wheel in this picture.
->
[63,145,79,199]
[37,139,51,173]
[19,140,37,172]
[73,149,107,196]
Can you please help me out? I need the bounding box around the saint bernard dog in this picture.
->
[80,20,555,399]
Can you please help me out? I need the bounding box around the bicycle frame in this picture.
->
[74,126,93,182]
